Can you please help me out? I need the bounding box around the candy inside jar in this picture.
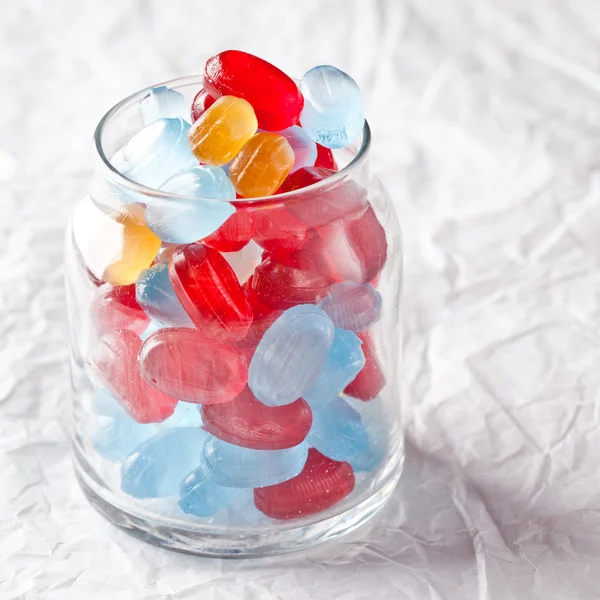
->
[67,51,403,556]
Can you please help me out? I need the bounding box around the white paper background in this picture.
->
[2,0,600,597]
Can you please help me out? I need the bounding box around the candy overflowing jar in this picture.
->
[65,52,404,556]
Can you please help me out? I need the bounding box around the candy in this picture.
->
[202,209,255,252]
[253,208,310,255]
[277,166,335,194]
[302,328,365,408]
[204,50,303,131]
[188,96,257,166]
[169,243,253,342]
[221,240,264,285]
[139,327,247,404]
[102,204,162,286]
[345,205,387,283]
[115,118,197,188]
[253,448,355,519]
[135,262,193,327]
[248,304,334,406]
[237,284,282,348]
[229,133,294,198]
[121,428,207,498]
[91,283,150,335]
[179,467,240,517]
[201,386,312,450]
[201,435,308,488]
[90,329,178,423]
[314,144,338,170]
[318,282,382,332]
[277,126,317,173]
[191,88,216,122]
[344,331,386,401]
[300,65,364,149]
[139,86,188,126]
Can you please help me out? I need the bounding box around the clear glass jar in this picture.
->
[65,76,404,556]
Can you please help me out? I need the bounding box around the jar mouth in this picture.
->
[94,75,371,204]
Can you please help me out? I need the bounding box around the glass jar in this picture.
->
[65,76,404,556]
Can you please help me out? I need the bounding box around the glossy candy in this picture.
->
[221,240,264,285]
[139,86,188,126]
[202,209,255,252]
[254,448,355,519]
[237,284,282,348]
[139,327,247,404]
[201,435,308,488]
[188,96,257,166]
[229,133,294,198]
[277,166,335,194]
[277,126,317,173]
[248,304,334,406]
[252,208,310,255]
[102,204,162,286]
[344,331,386,400]
[179,467,240,517]
[135,262,193,327]
[201,386,312,450]
[91,283,150,335]
[90,329,178,423]
[300,65,364,149]
[318,282,382,332]
[191,88,216,122]
[121,428,207,498]
[204,50,304,131]
[315,144,338,170]
[169,243,253,342]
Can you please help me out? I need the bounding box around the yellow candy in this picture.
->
[103,204,161,285]
[188,96,258,166]
[229,133,294,198]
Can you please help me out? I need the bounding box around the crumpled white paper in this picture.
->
[2,0,600,598]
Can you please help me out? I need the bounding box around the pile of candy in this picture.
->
[85,50,389,521]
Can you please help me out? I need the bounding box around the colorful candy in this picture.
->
[252,208,310,255]
[191,88,216,122]
[314,144,338,170]
[344,332,386,401]
[138,327,247,404]
[202,209,255,252]
[318,282,382,332]
[237,284,282,348]
[204,50,304,131]
[188,96,257,166]
[139,86,188,126]
[91,283,150,335]
[277,126,317,173]
[179,467,240,517]
[248,304,334,406]
[229,133,294,198]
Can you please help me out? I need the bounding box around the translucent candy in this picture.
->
[318,282,382,332]
[253,448,355,519]
[277,166,335,194]
[116,118,197,188]
[344,332,386,401]
[221,240,264,285]
[204,50,304,131]
[252,208,310,255]
[314,144,338,170]
[201,435,308,488]
[160,165,235,200]
[201,386,312,450]
[300,65,364,149]
[229,133,294,198]
[188,96,257,166]
[102,204,162,286]
[248,304,334,406]
[277,126,317,173]
[202,209,255,252]
[121,428,207,499]
[302,328,365,408]
[237,284,282,348]
[90,329,178,423]
[179,467,240,517]
[139,327,248,404]
[139,86,188,126]
[135,262,193,327]
[169,243,253,342]
[90,283,150,335]
[190,88,216,122]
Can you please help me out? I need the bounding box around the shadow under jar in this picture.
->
[65,76,404,557]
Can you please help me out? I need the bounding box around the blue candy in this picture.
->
[277,126,317,172]
[136,262,193,327]
[201,435,308,488]
[318,282,382,332]
[302,328,365,408]
[300,65,365,149]
[139,86,189,126]
[179,467,241,517]
[121,427,207,499]
[248,304,334,406]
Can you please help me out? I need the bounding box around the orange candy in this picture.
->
[229,133,295,198]
[187,95,257,166]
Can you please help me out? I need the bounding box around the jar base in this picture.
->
[73,442,402,558]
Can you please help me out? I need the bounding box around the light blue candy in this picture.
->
[121,427,207,499]
[302,328,365,408]
[344,395,387,472]
[166,401,203,428]
[248,304,334,406]
[318,282,382,332]
[277,126,317,172]
[201,436,308,488]
[139,86,189,126]
[179,467,241,517]
[136,262,193,327]
[300,65,365,149]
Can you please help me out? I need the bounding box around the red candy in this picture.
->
[138,327,247,404]
[277,166,335,194]
[90,330,178,424]
[90,284,149,336]
[346,205,387,283]
[202,209,255,253]
[169,243,253,342]
[253,208,311,255]
[201,386,312,450]
[314,144,338,171]
[254,449,355,519]
[344,331,386,400]
[204,50,304,131]
[237,284,282,348]
[191,88,216,122]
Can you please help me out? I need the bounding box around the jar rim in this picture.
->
[93,74,371,204]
